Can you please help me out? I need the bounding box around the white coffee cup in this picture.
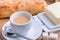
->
[6,11,33,36]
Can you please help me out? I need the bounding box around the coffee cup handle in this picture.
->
[4,25,15,35]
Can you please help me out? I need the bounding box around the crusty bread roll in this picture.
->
[0,0,18,18]
[0,0,47,18]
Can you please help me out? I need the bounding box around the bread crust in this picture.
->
[0,0,47,18]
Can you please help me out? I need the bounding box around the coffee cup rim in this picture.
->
[10,11,33,25]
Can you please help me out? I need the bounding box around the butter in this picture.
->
[44,2,60,25]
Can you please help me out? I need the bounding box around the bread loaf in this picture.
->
[0,0,47,18]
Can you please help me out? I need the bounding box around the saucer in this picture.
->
[2,15,42,40]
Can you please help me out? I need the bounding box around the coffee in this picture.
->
[13,15,30,24]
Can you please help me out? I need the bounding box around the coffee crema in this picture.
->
[13,15,30,24]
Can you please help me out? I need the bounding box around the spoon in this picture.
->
[4,26,33,40]
[5,32,33,40]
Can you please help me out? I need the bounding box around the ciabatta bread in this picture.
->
[0,0,47,18]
